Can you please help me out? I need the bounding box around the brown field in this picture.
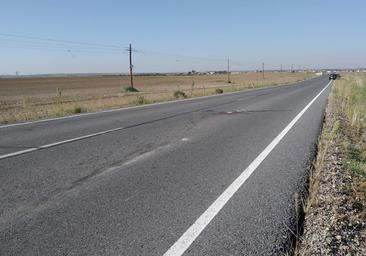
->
[0,72,313,124]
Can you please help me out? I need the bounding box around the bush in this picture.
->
[125,86,139,92]
[73,106,87,114]
[134,96,148,105]
[174,90,187,99]
[63,106,87,115]
[215,88,224,94]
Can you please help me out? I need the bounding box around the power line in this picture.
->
[0,41,127,53]
[0,43,128,54]
[0,38,127,52]
[0,33,269,72]
[0,33,257,65]
[136,49,258,68]
[0,33,127,49]
[136,49,227,62]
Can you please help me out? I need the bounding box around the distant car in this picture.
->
[329,74,338,80]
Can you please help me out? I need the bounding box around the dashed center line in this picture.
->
[0,126,125,160]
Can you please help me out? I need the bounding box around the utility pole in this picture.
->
[262,62,264,79]
[227,57,231,83]
[129,43,134,88]
[280,64,283,72]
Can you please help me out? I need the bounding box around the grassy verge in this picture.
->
[297,73,365,255]
[335,74,366,192]
[324,73,366,214]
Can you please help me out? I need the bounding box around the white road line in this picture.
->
[0,148,39,160]
[0,77,317,129]
[163,81,332,256]
[0,126,125,160]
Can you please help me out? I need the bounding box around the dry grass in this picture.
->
[333,73,366,205]
[306,118,340,212]
[333,73,366,132]
[0,72,313,124]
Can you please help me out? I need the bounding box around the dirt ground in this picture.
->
[0,72,313,124]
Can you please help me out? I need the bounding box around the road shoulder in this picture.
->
[299,75,366,255]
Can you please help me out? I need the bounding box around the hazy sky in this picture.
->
[1,0,365,74]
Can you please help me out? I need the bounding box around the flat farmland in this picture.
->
[0,72,313,124]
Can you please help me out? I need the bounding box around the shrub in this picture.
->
[215,88,224,94]
[174,90,187,99]
[134,96,148,105]
[64,106,87,115]
[73,106,87,114]
[125,86,139,92]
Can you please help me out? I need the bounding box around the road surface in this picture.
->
[0,76,331,255]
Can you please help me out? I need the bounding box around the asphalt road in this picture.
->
[0,76,332,255]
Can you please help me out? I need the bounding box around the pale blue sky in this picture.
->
[1,0,365,74]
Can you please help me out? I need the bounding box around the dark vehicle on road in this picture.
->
[329,73,339,80]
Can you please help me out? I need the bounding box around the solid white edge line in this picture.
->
[0,148,38,160]
[0,77,318,129]
[163,81,332,256]
[0,126,125,160]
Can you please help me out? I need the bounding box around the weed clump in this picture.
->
[344,144,366,177]
[60,106,87,116]
[174,90,187,99]
[215,88,224,94]
[134,96,148,105]
[72,106,87,114]
[125,86,139,92]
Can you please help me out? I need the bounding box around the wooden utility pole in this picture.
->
[129,43,134,88]
[262,62,264,79]
[227,58,230,83]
